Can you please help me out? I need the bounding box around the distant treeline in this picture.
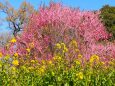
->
[100,5,115,40]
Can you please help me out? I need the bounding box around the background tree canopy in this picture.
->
[0,1,115,40]
[0,1,35,36]
[100,5,115,40]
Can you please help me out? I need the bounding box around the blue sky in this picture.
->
[0,0,115,33]
[4,0,115,10]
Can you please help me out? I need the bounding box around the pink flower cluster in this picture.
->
[1,2,115,60]
[29,3,109,42]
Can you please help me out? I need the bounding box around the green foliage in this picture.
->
[100,5,115,40]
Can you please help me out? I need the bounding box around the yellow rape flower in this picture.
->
[14,53,18,57]
[61,43,66,48]
[75,49,80,52]
[41,60,45,64]
[26,48,30,52]
[10,38,16,43]
[60,43,65,45]
[0,52,3,58]
[76,72,83,80]
[41,65,45,69]
[90,54,99,63]
[53,56,61,61]
[63,47,68,53]
[60,43,68,53]
[78,54,83,58]
[31,60,35,63]
[40,68,44,73]
[71,40,77,47]
[100,61,105,65]
[12,60,19,66]
[55,43,61,49]
[75,60,81,65]
[39,65,45,73]
[48,60,52,64]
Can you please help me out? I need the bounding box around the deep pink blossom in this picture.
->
[1,2,114,61]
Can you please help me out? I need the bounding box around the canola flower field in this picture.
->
[0,38,114,86]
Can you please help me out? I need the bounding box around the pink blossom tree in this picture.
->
[1,2,114,62]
